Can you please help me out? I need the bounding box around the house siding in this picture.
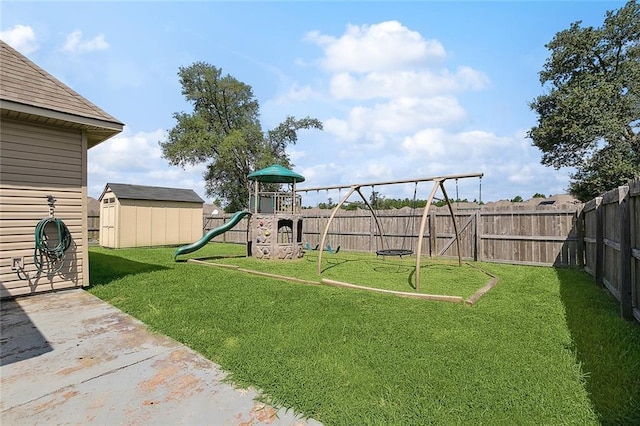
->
[0,119,86,298]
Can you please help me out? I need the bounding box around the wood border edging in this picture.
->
[320,278,464,303]
[187,257,500,306]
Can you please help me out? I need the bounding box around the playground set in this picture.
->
[174,165,496,302]
[174,164,305,261]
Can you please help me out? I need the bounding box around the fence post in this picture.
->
[473,210,480,261]
[370,210,375,253]
[429,210,437,257]
[576,206,585,268]
[595,197,604,287]
[630,179,640,321]
[619,186,632,320]
[223,215,227,243]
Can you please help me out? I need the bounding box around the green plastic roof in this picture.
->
[247,164,305,183]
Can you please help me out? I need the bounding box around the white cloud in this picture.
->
[62,30,109,53]
[330,67,489,100]
[275,83,319,104]
[0,25,39,54]
[297,128,565,202]
[402,129,511,161]
[350,163,395,182]
[299,163,342,188]
[87,129,212,202]
[289,19,571,202]
[401,128,449,159]
[91,129,164,170]
[324,96,467,142]
[306,21,445,73]
[507,163,536,185]
[304,20,488,162]
[288,148,307,162]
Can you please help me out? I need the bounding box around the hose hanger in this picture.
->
[16,195,72,280]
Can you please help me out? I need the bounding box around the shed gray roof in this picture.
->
[0,40,123,147]
[101,183,204,203]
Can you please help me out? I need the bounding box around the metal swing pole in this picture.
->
[356,186,385,254]
[414,178,462,290]
[405,182,419,253]
[440,181,463,267]
[415,180,441,291]
[317,186,356,275]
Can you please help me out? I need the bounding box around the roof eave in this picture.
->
[0,99,124,148]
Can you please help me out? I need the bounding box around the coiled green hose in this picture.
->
[33,217,71,275]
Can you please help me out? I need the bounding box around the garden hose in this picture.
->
[33,217,72,275]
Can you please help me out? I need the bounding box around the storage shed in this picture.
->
[0,40,124,298]
[99,183,204,248]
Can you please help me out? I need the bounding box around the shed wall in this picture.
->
[0,119,87,298]
[102,197,202,248]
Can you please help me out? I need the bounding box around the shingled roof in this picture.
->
[0,40,124,147]
[101,183,204,203]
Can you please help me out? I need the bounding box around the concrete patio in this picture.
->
[0,289,320,425]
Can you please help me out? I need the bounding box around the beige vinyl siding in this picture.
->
[0,119,86,298]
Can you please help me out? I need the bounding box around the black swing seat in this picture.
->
[376,248,414,258]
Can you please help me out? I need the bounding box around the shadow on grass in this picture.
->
[365,259,413,274]
[557,267,640,425]
[88,251,169,287]
[406,263,462,290]
[182,254,247,262]
[320,258,357,273]
[303,253,359,274]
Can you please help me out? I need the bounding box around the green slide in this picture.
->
[173,210,251,260]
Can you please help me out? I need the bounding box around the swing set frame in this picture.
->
[298,172,484,290]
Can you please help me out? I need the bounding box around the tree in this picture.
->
[528,0,640,201]
[511,195,524,203]
[318,198,334,210]
[159,62,322,211]
[532,193,547,199]
[369,191,384,209]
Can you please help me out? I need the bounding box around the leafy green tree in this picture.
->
[318,198,334,210]
[568,142,640,200]
[343,201,365,211]
[528,0,640,201]
[511,195,524,203]
[160,62,322,211]
[532,193,547,199]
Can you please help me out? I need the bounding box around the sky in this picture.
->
[1,1,628,206]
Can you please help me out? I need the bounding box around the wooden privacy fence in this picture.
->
[204,204,583,267]
[581,179,640,322]
[204,190,639,323]
[88,215,99,242]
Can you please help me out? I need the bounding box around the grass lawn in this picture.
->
[88,243,640,425]
[198,249,492,300]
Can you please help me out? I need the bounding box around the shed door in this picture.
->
[101,198,116,247]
